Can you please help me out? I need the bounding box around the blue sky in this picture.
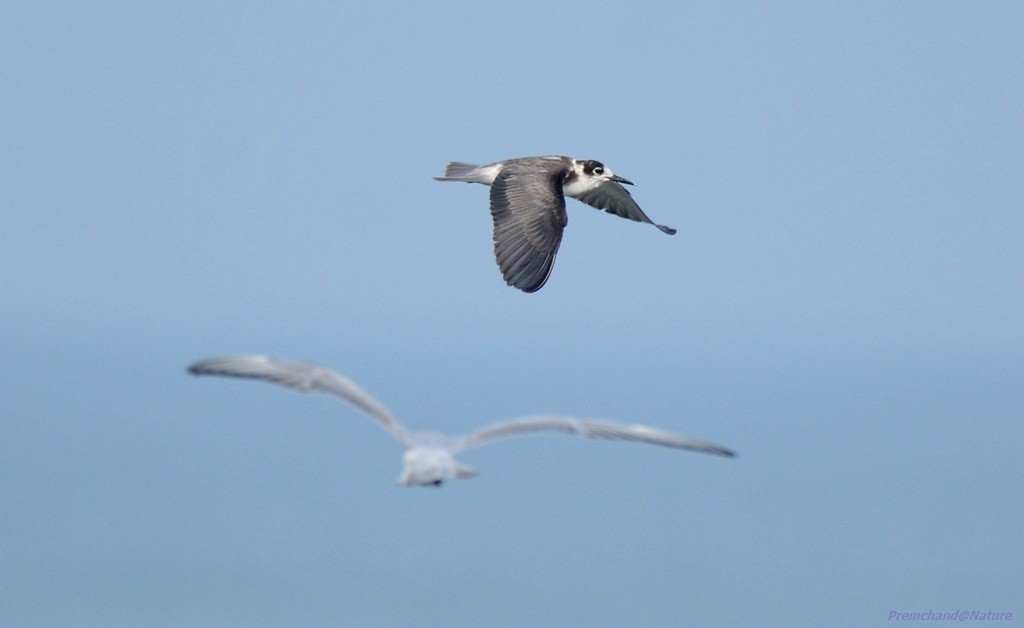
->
[2,2,1021,626]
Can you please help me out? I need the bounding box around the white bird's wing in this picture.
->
[455,415,734,457]
[188,355,409,445]
[488,162,568,293]
[571,181,677,235]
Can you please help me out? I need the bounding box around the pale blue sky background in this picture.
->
[2,3,1022,626]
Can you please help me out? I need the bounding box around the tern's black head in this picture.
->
[580,159,633,185]
[581,160,606,176]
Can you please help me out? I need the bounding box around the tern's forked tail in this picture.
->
[434,161,498,185]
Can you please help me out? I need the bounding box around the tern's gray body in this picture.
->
[435,156,677,293]
[188,355,734,487]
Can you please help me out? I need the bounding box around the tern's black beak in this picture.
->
[610,174,634,185]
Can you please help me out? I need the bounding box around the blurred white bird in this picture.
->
[188,355,735,487]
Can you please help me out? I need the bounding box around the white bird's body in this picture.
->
[435,156,677,293]
[188,355,735,487]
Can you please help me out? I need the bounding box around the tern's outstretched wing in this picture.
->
[455,416,734,457]
[188,355,409,445]
[489,162,568,293]
[571,181,677,235]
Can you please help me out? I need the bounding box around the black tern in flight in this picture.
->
[435,156,677,292]
[188,355,735,487]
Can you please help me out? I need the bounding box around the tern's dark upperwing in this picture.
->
[571,181,677,235]
[488,161,569,293]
